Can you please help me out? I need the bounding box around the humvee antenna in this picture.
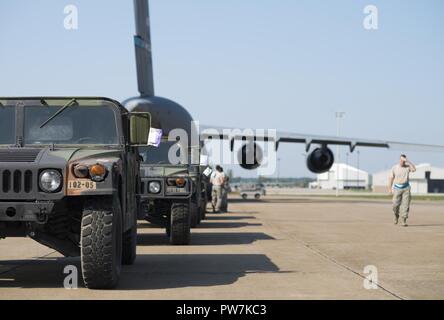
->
[133,0,155,97]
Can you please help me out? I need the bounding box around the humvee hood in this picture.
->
[44,148,122,162]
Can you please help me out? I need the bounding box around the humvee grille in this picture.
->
[140,181,145,193]
[0,149,41,163]
[1,169,33,194]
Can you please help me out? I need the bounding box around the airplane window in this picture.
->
[0,106,15,145]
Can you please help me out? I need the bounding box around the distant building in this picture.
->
[373,163,444,194]
[315,163,370,190]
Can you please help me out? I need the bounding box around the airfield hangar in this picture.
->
[373,163,444,194]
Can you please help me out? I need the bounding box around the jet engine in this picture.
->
[306,147,334,174]
[237,142,263,170]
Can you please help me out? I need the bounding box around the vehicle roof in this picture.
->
[0,97,128,113]
[124,95,199,147]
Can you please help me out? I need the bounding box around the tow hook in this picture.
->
[36,203,50,224]
[36,212,48,224]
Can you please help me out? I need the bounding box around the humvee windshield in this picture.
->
[24,105,119,145]
[0,107,15,145]
[139,141,188,165]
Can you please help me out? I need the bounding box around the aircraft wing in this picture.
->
[199,125,444,153]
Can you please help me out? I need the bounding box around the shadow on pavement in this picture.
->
[197,222,263,229]
[137,222,163,230]
[0,254,283,290]
[204,215,257,221]
[118,254,282,290]
[137,215,260,232]
[137,232,275,246]
[136,214,258,230]
[228,199,265,204]
[0,257,82,289]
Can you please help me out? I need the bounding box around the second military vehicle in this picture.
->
[125,96,209,245]
[0,97,150,289]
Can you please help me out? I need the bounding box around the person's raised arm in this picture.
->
[406,159,416,172]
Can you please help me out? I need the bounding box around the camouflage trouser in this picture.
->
[393,187,411,219]
[212,186,223,212]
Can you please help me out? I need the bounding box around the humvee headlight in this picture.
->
[89,164,107,182]
[73,164,89,178]
[148,181,161,194]
[175,178,186,187]
[39,170,62,193]
[167,178,187,188]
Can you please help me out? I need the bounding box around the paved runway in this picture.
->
[1,196,443,299]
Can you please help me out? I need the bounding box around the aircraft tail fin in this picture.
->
[133,0,155,96]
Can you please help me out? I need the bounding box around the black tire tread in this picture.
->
[170,203,190,245]
[81,197,121,289]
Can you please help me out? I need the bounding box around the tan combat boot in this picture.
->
[402,217,408,227]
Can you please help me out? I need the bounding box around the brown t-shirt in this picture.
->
[390,164,412,185]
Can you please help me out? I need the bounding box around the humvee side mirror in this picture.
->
[130,112,151,145]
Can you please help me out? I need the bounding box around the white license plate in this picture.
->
[68,180,97,190]
[167,187,186,193]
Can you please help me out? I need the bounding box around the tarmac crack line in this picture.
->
[296,242,404,300]
[259,217,406,300]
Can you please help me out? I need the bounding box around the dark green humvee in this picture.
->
[124,96,210,245]
[138,140,210,245]
[0,97,150,289]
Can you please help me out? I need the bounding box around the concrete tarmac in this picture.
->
[0,196,443,300]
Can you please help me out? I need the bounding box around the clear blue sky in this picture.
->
[1,0,443,177]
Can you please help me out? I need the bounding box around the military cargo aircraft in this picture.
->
[128,0,444,178]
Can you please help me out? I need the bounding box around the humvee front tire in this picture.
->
[81,197,122,289]
[170,203,191,245]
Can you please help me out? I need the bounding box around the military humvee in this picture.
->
[0,97,150,289]
[124,96,210,245]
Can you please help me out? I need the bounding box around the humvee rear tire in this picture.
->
[190,202,199,228]
[81,197,122,289]
[122,221,137,265]
[170,203,191,245]
[200,200,207,221]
